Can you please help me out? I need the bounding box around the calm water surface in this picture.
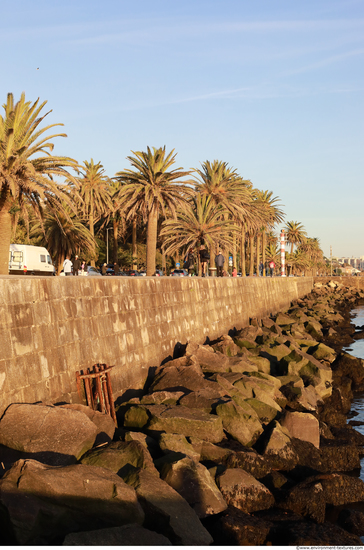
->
[343,305,364,483]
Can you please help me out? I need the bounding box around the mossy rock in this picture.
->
[124,406,149,429]
[234,338,257,350]
[248,356,271,374]
[245,398,279,424]
[308,343,336,363]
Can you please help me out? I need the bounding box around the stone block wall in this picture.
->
[0,276,313,414]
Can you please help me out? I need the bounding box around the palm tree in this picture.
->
[284,220,307,254]
[160,194,236,274]
[194,160,255,268]
[115,146,193,276]
[255,190,284,276]
[72,159,113,266]
[30,201,96,274]
[0,92,78,274]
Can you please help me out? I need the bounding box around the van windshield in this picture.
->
[47,255,52,264]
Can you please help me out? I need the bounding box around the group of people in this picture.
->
[62,255,86,276]
[184,246,277,277]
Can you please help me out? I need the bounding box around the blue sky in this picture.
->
[2,0,364,258]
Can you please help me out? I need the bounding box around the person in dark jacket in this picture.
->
[215,251,225,277]
[73,255,81,276]
[101,263,107,275]
[199,245,209,277]
[114,262,120,275]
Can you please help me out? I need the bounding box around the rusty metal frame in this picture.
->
[76,363,117,424]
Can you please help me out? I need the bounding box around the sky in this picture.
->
[2,0,364,258]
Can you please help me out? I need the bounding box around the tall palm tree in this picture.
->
[0,92,78,274]
[160,194,236,274]
[255,190,284,276]
[194,160,255,271]
[284,220,307,254]
[115,146,193,275]
[72,159,113,266]
[30,201,96,274]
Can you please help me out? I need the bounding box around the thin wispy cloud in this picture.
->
[280,48,364,76]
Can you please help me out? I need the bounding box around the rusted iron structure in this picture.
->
[76,363,117,425]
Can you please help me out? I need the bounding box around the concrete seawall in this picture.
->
[0,276,313,415]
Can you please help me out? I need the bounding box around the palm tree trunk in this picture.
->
[57,252,65,276]
[0,193,13,275]
[262,231,266,277]
[113,220,118,263]
[132,218,137,269]
[249,234,254,276]
[146,205,158,276]
[89,208,95,267]
[256,234,261,276]
[162,246,166,274]
[241,226,246,277]
[232,231,237,271]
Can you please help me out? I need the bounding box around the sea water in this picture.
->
[343,305,364,483]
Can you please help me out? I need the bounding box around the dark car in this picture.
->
[125,270,140,276]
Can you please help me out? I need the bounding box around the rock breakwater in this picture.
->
[1,280,364,545]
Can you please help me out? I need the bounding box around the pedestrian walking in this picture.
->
[114,262,120,275]
[259,262,264,277]
[73,255,81,276]
[63,256,73,276]
[199,244,210,277]
[232,266,237,277]
[269,260,276,277]
[101,263,107,275]
[215,250,225,277]
[184,248,195,276]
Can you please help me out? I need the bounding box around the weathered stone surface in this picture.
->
[262,421,299,471]
[245,397,279,424]
[292,437,360,474]
[215,400,263,446]
[179,388,230,413]
[338,508,364,537]
[60,404,115,446]
[146,405,225,443]
[308,342,336,363]
[189,438,234,463]
[216,468,274,513]
[0,459,144,545]
[281,473,364,523]
[203,505,272,546]
[334,351,364,389]
[275,312,296,326]
[80,440,159,476]
[211,334,240,356]
[140,391,184,405]
[305,319,323,339]
[159,433,200,461]
[123,405,150,429]
[281,520,362,546]
[123,467,213,545]
[63,524,172,545]
[280,411,320,448]
[219,441,272,479]
[0,404,97,465]
[149,363,212,393]
[160,456,227,518]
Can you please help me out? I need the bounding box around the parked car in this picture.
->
[139,270,147,276]
[154,269,164,276]
[86,266,102,276]
[125,270,140,276]
[170,269,188,277]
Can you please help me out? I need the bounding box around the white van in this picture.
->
[9,244,55,276]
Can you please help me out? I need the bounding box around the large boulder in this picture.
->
[0,459,144,545]
[215,400,263,446]
[280,411,320,448]
[179,388,230,413]
[59,404,115,446]
[146,405,225,443]
[203,505,272,546]
[148,363,212,393]
[80,440,159,477]
[123,467,213,545]
[159,433,200,461]
[63,524,172,545]
[0,404,97,465]
[216,468,274,513]
[159,455,227,517]
[262,421,299,471]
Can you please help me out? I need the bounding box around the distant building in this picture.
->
[335,256,364,270]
